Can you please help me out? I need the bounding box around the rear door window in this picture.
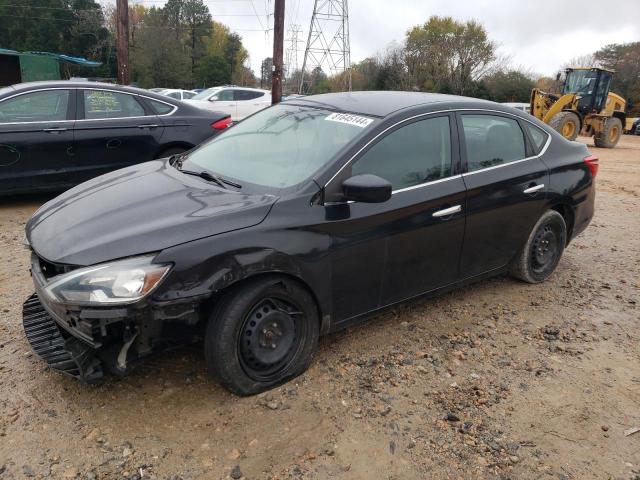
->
[352,116,452,191]
[235,90,264,101]
[82,90,145,119]
[461,114,526,172]
[0,90,70,122]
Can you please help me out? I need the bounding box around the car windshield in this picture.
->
[183,104,374,191]
[191,87,221,100]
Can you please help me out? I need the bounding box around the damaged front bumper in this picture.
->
[23,253,204,383]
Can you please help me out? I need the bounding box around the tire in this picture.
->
[509,210,567,284]
[204,276,319,396]
[549,112,580,141]
[154,146,187,160]
[594,117,622,148]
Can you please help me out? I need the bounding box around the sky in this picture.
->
[129,0,640,78]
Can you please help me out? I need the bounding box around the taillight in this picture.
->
[211,117,232,130]
[584,155,599,178]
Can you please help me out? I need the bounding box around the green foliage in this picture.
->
[483,70,535,102]
[595,42,640,113]
[194,55,231,87]
[405,16,495,94]
[0,0,114,77]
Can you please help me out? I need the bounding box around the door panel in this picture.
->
[325,113,465,322]
[457,112,549,277]
[72,89,165,183]
[0,89,75,193]
[209,89,237,120]
[380,178,466,304]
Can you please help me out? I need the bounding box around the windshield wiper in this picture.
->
[171,154,242,189]
[179,169,228,189]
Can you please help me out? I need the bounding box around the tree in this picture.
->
[484,70,535,102]
[260,57,273,88]
[162,0,212,82]
[595,42,640,113]
[194,55,231,87]
[405,16,496,94]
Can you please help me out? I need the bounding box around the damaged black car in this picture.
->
[23,91,596,395]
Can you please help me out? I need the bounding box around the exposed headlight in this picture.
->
[43,255,171,306]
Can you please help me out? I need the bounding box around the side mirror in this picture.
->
[209,96,219,102]
[342,174,391,203]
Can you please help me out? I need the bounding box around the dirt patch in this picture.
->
[1,137,639,479]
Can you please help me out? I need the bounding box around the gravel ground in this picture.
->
[0,136,639,480]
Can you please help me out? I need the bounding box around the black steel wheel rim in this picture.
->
[238,296,305,381]
[530,223,559,273]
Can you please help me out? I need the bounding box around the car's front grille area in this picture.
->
[22,294,103,383]
[37,256,77,280]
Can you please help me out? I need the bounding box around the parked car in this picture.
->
[22,91,596,395]
[157,88,197,101]
[0,81,232,195]
[632,118,640,135]
[502,102,531,114]
[185,86,271,121]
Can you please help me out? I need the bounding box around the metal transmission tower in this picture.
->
[299,0,351,94]
[284,24,304,90]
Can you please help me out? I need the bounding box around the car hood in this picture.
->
[26,160,277,266]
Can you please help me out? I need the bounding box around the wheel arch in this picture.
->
[154,141,194,159]
[196,254,330,334]
[550,202,575,244]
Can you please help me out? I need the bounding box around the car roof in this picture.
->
[287,91,498,118]
[0,80,177,102]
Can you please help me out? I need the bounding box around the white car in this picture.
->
[157,89,198,101]
[502,102,531,114]
[185,86,271,121]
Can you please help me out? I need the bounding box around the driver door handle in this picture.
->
[433,205,462,218]
[42,127,67,133]
[137,124,159,129]
[523,184,545,194]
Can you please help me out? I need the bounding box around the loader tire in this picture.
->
[594,117,622,148]
[550,112,580,141]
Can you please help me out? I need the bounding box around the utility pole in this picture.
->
[116,0,130,85]
[271,0,285,105]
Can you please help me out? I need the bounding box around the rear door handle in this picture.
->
[433,205,462,218]
[42,127,67,133]
[523,184,545,194]
[137,124,159,129]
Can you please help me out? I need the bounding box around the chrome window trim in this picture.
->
[392,174,463,194]
[0,87,177,125]
[323,107,552,195]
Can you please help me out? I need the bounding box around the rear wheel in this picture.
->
[204,276,319,396]
[549,112,580,141]
[510,210,567,284]
[594,117,622,148]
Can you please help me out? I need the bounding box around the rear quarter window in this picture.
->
[148,99,174,115]
[522,122,549,154]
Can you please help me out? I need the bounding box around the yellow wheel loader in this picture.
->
[530,67,626,148]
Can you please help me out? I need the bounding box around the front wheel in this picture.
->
[509,210,567,284]
[204,276,319,396]
[594,117,622,148]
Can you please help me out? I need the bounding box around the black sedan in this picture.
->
[0,81,231,195]
[22,91,596,395]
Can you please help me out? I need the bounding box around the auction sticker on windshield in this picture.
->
[325,112,373,128]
